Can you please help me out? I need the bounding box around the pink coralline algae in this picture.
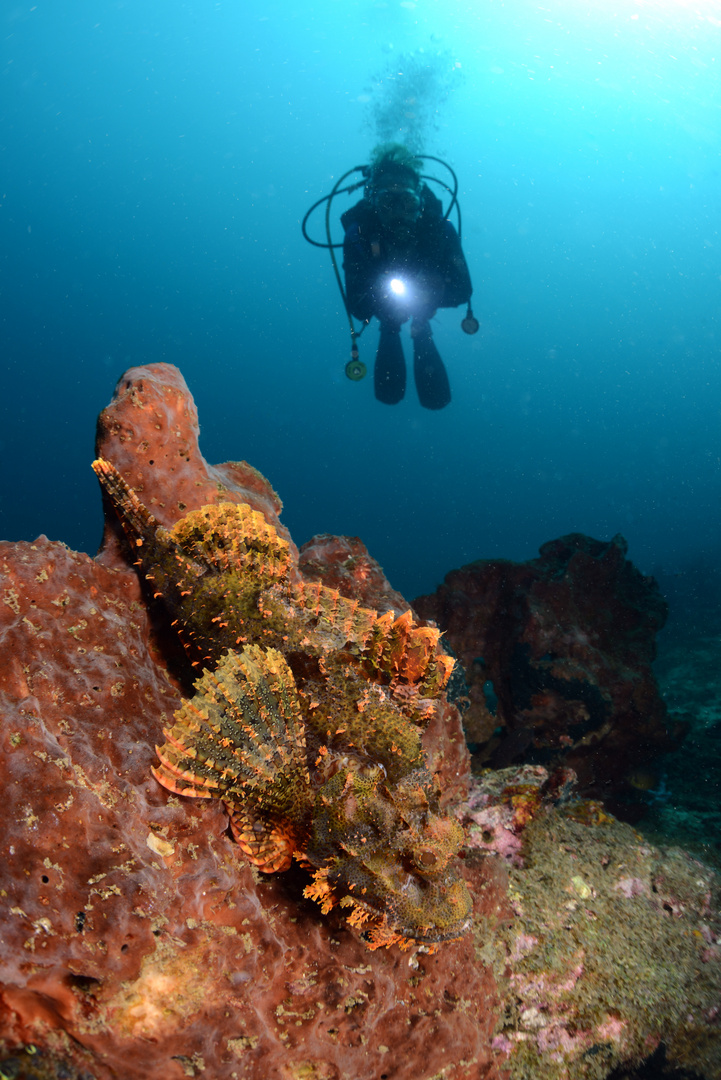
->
[490,804,721,1077]
[614,876,650,899]
[461,764,568,866]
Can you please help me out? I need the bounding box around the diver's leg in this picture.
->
[411,319,451,410]
[374,321,406,404]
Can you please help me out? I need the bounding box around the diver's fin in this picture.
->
[412,325,451,410]
[375,322,406,404]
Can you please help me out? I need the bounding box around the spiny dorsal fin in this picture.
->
[92,458,160,545]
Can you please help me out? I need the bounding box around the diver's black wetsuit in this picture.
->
[341,185,472,324]
[341,185,472,409]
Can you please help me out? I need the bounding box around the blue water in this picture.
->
[2,0,720,608]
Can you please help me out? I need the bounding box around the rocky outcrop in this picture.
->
[414,534,680,804]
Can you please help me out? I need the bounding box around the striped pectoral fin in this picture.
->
[152,740,229,797]
[151,761,216,799]
[225,803,297,873]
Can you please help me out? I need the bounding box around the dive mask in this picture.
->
[372,184,421,224]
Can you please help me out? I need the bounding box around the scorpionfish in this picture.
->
[92,458,472,949]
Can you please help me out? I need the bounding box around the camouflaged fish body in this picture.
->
[92,458,471,947]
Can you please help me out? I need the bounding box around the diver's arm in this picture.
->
[435,220,473,308]
[342,223,379,321]
[413,221,472,312]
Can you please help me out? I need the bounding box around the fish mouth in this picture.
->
[389,884,474,944]
[362,913,473,949]
[352,874,473,946]
[405,915,473,945]
[362,867,474,945]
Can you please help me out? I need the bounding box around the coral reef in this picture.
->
[414,533,680,805]
[0,531,501,1080]
[456,766,721,1078]
[0,364,719,1080]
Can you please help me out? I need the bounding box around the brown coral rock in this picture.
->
[299,533,410,616]
[95,362,292,571]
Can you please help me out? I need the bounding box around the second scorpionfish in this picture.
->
[92,458,472,949]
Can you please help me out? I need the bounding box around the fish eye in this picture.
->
[416,849,437,868]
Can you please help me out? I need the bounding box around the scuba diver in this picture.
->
[302,143,478,410]
[342,143,472,409]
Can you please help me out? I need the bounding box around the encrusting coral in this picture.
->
[91,457,470,950]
